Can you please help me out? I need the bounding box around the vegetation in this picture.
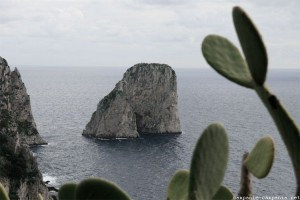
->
[0,183,9,200]
[202,6,300,197]
[100,89,123,111]
[17,121,38,136]
[1,5,299,200]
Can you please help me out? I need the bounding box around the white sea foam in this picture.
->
[42,174,57,185]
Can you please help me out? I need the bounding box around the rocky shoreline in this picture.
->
[0,56,51,200]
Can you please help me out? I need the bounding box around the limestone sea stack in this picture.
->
[0,56,51,199]
[0,57,46,145]
[83,63,181,138]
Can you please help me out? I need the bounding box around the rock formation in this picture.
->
[0,57,46,145]
[0,56,51,200]
[83,63,181,138]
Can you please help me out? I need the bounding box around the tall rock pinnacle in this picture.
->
[0,57,46,145]
[83,63,181,138]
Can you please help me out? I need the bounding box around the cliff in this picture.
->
[0,57,51,200]
[83,63,181,138]
[0,57,46,145]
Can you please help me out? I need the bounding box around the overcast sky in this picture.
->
[0,0,299,68]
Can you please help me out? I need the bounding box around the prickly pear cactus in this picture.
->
[0,183,9,200]
[38,193,44,200]
[245,136,275,178]
[75,178,131,200]
[188,123,229,200]
[58,183,77,200]
[232,6,268,85]
[167,170,189,200]
[202,5,300,196]
[212,185,234,200]
[202,35,253,88]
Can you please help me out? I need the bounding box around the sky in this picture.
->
[0,0,299,69]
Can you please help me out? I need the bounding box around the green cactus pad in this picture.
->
[167,169,189,200]
[75,178,131,200]
[233,6,268,85]
[188,123,229,200]
[245,136,275,178]
[0,183,9,200]
[212,185,234,200]
[38,194,44,200]
[58,183,77,200]
[202,35,253,89]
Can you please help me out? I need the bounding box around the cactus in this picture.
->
[245,136,275,178]
[202,5,300,196]
[58,183,77,200]
[232,7,268,85]
[75,178,131,200]
[202,35,253,89]
[212,185,234,200]
[167,170,189,200]
[188,123,229,200]
[238,153,252,198]
[38,193,44,200]
[0,183,9,200]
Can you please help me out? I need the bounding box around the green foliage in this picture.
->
[101,90,123,111]
[188,124,229,200]
[58,183,77,200]
[167,124,232,200]
[245,136,275,178]
[255,86,300,192]
[212,185,234,200]
[58,178,131,200]
[232,7,268,85]
[167,170,189,200]
[0,134,28,180]
[202,35,253,89]
[76,178,131,200]
[0,183,9,200]
[0,110,13,129]
[202,4,300,197]
[38,193,43,200]
[17,121,38,136]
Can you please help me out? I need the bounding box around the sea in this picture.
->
[18,66,299,200]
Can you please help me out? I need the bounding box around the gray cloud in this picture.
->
[0,0,299,68]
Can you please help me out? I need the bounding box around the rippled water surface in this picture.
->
[20,67,299,200]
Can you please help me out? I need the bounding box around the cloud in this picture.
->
[0,0,299,68]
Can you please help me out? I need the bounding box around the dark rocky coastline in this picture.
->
[0,56,51,200]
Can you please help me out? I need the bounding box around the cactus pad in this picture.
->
[245,136,275,178]
[202,35,253,89]
[167,169,189,200]
[212,185,234,200]
[75,178,131,200]
[58,183,77,200]
[233,6,268,85]
[188,123,229,200]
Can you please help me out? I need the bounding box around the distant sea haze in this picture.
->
[21,67,300,200]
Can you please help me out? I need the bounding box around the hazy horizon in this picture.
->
[0,1,299,69]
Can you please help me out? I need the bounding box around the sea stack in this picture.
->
[0,57,46,145]
[83,63,181,138]
[0,56,51,199]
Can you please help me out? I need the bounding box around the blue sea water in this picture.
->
[19,67,299,200]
